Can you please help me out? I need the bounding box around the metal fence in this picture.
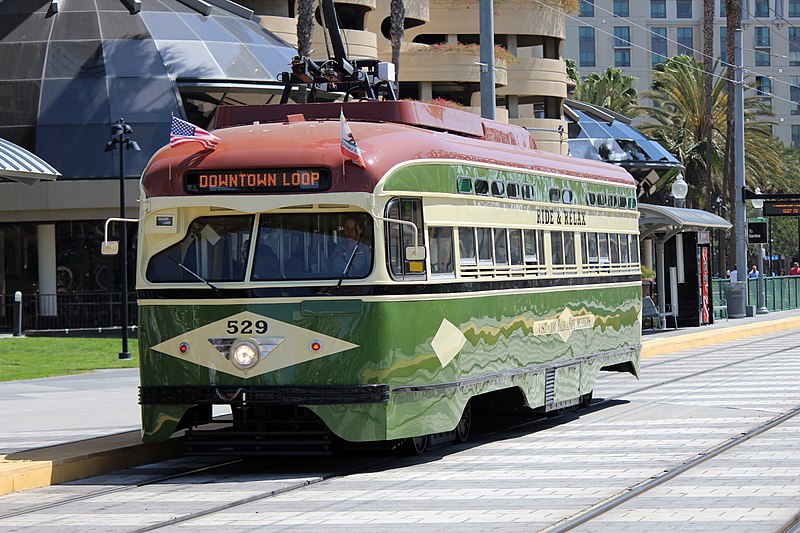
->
[713,276,800,314]
[0,292,137,333]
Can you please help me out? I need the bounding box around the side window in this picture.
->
[562,189,574,204]
[385,197,425,280]
[507,182,520,199]
[629,234,640,263]
[509,229,523,265]
[477,228,493,265]
[523,229,539,264]
[491,181,505,197]
[551,231,564,265]
[494,228,508,265]
[522,184,535,201]
[429,227,455,276]
[586,232,599,264]
[475,179,489,196]
[459,227,477,266]
[549,187,561,203]
[598,232,610,264]
[620,233,630,263]
[564,231,576,264]
[609,232,620,264]
[146,215,254,282]
[587,192,597,206]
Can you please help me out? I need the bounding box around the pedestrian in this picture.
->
[790,262,800,276]
[748,265,759,279]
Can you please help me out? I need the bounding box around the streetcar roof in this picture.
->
[142,102,634,198]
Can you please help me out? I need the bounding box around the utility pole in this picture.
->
[479,0,495,119]
[734,28,747,291]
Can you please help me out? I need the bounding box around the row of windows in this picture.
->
[581,24,798,68]
[428,226,640,278]
[581,0,794,19]
[456,176,637,210]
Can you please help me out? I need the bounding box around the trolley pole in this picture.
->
[479,0,495,120]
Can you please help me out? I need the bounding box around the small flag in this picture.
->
[169,116,220,150]
[340,109,365,168]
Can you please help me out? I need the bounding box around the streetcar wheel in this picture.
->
[579,391,594,408]
[400,435,428,456]
[455,401,472,443]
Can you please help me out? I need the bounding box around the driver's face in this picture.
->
[344,220,359,241]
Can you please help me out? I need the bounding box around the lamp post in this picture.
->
[105,118,140,360]
[671,173,688,208]
[751,187,768,315]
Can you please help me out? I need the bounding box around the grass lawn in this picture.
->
[0,337,138,382]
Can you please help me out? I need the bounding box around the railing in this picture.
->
[713,276,800,314]
[0,292,137,333]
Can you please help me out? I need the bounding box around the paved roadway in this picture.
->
[1,314,799,532]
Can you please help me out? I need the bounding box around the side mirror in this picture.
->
[101,241,119,256]
[405,245,426,261]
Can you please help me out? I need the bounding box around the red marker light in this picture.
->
[309,341,322,352]
[179,342,189,354]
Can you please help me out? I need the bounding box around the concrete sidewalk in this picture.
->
[2,309,800,496]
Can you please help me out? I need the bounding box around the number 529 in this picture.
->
[226,319,268,335]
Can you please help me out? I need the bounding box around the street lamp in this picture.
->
[105,118,140,360]
[750,187,768,315]
[671,173,688,208]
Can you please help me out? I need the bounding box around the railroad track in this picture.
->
[2,330,798,531]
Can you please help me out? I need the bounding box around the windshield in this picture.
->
[145,213,374,283]
[252,213,373,280]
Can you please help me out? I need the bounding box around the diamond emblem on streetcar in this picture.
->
[151,311,359,379]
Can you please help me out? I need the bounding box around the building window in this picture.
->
[720,27,728,63]
[614,26,631,47]
[756,75,773,110]
[754,27,771,47]
[791,0,800,17]
[677,27,694,57]
[720,0,726,17]
[791,28,800,65]
[791,76,800,115]
[755,0,770,17]
[613,0,629,17]
[755,49,771,66]
[652,27,668,65]
[651,0,666,17]
[792,125,800,147]
[677,0,692,18]
[579,27,596,67]
[614,26,631,66]
[580,0,594,16]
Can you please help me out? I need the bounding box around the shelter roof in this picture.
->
[0,137,59,185]
[639,203,732,240]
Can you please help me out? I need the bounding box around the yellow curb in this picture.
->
[642,316,800,358]
[0,431,183,497]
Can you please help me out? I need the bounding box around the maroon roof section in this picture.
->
[212,101,535,150]
[142,108,634,199]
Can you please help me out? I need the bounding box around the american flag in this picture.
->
[169,116,220,150]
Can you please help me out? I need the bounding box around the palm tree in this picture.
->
[724,0,742,262]
[573,66,639,116]
[637,55,780,209]
[390,0,405,88]
[296,0,315,103]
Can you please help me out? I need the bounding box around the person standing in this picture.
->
[790,262,800,276]
[748,265,759,279]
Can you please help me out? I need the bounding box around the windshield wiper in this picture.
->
[169,257,222,297]
[336,233,363,289]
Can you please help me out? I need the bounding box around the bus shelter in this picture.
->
[639,204,732,329]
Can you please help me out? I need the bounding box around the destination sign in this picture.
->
[764,201,800,216]
[185,168,331,194]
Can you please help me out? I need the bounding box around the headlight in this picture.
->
[229,339,260,370]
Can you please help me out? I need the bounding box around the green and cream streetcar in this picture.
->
[131,99,641,454]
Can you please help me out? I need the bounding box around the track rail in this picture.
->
[543,403,800,532]
[3,330,798,529]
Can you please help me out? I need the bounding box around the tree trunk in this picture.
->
[390,0,405,91]
[703,0,714,210]
[296,0,315,103]
[725,0,742,269]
